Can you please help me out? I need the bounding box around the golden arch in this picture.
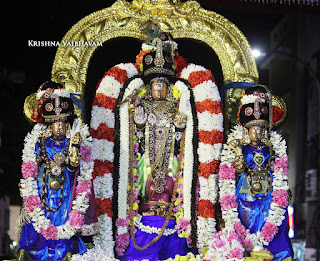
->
[24,0,259,121]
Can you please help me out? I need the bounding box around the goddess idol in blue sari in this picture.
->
[230,85,294,260]
[18,82,94,260]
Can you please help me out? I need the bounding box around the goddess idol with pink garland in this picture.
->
[18,82,95,260]
[205,85,293,260]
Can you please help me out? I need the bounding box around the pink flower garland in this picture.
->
[217,131,290,254]
[274,156,288,174]
[260,222,279,242]
[220,194,237,211]
[40,225,58,240]
[272,189,289,207]
[24,195,41,212]
[219,164,235,180]
[21,127,93,241]
[22,161,38,179]
[80,146,92,162]
[228,248,244,259]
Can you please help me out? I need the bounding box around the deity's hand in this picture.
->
[71,132,82,146]
[69,145,82,168]
[134,105,147,127]
[233,156,245,174]
[173,113,187,129]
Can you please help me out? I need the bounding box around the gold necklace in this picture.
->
[129,110,186,250]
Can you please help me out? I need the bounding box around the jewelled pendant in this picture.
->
[54,152,66,165]
[253,153,265,166]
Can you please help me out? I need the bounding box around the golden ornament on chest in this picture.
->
[50,179,61,190]
[252,181,262,192]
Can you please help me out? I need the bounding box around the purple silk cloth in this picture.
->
[120,216,194,261]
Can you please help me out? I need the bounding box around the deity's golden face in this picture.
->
[248,125,264,145]
[151,79,168,100]
[52,121,66,138]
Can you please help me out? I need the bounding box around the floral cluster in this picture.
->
[20,121,94,240]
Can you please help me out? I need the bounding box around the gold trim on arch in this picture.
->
[24,0,259,121]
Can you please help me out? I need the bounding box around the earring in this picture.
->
[145,85,152,100]
[242,127,250,145]
[166,84,174,101]
[262,128,271,146]
[43,125,52,138]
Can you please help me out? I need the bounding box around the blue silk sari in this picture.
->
[18,137,86,260]
[236,144,293,260]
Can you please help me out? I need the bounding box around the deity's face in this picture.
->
[248,125,264,145]
[151,79,168,100]
[52,121,66,138]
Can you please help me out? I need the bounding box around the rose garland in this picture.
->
[20,121,94,240]
[205,124,289,260]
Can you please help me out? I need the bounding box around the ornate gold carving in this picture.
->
[24,93,37,123]
[24,0,259,121]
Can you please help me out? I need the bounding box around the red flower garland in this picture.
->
[92,93,117,111]
[198,130,224,145]
[92,160,114,178]
[195,100,223,114]
[95,198,113,218]
[198,200,215,218]
[89,124,115,141]
[188,70,215,87]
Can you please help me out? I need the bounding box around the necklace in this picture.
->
[39,134,70,212]
[129,107,186,250]
[248,143,265,166]
[245,144,274,199]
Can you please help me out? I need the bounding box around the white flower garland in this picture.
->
[135,215,177,236]
[20,121,93,240]
[118,78,144,221]
[241,94,270,105]
[36,88,70,99]
[175,80,193,221]
[90,63,138,254]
